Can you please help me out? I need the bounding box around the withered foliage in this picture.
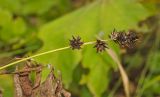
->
[40,70,70,97]
[13,61,71,97]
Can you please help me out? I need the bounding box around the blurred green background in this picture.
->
[0,0,160,97]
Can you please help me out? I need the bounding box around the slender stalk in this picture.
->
[0,40,110,70]
[0,46,70,70]
[106,49,130,97]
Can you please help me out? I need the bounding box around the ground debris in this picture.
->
[40,69,71,97]
[13,61,71,97]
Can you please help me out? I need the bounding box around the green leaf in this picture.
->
[0,9,13,42]
[22,0,56,15]
[0,10,27,43]
[37,0,150,96]
[0,9,12,26]
[12,17,27,36]
[0,0,21,13]
[124,53,143,68]
[0,75,14,97]
[147,51,160,73]
[80,46,110,97]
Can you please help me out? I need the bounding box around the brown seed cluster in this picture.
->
[69,36,84,50]
[69,29,139,52]
[94,39,108,53]
[109,29,139,48]
[69,36,109,53]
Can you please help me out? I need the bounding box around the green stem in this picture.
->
[0,46,70,70]
[0,40,110,70]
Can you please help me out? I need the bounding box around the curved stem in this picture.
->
[0,46,70,70]
[0,39,110,70]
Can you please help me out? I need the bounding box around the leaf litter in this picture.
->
[10,60,71,97]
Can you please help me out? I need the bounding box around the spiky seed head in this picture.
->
[69,36,84,50]
[94,39,108,53]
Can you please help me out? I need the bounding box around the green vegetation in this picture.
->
[0,0,159,97]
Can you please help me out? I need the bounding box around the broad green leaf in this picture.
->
[80,86,93,97]
[37,0,150,96]
[80,46,110,97]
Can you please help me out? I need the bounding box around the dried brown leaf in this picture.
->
[61,89,71,97]
[14,63,42,97]
[31,66,42,97]
[40,69,71,97]
[40,69,56,97]
[18,66,32,97]
[14,67,23,97]
[12,61,70,97]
